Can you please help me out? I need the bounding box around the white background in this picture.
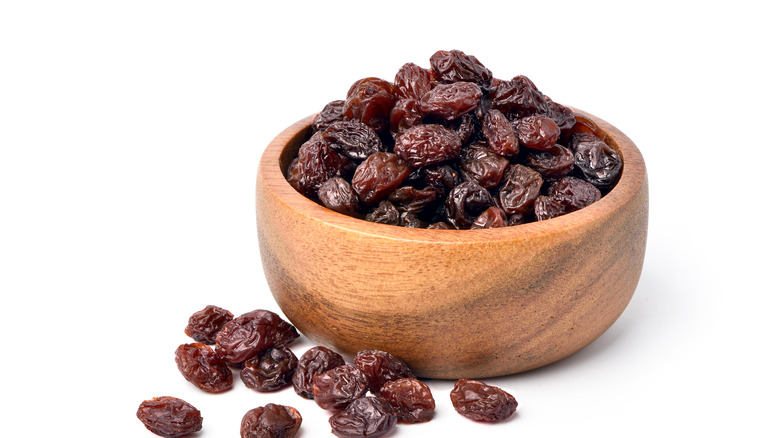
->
[1,1,778,437]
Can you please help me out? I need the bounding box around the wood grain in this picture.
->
[256,109,648,379]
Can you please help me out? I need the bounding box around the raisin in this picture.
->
[548,176,601,211]
[454,113,476,144]
[312,100,346,131]
[312,364,369,411]
[240,403,302,438]
[427,221,454,230]
[240,346,298,392]
[395,124,462,168]
[483,109,520,157]
[294,132,354,196]
[379,378,435,423]
[285,157,302,193]
[429,49,492,86]
[387,186,437,215]
[459,144,509,189]
[321,120,382,161]
[507,213,525,226]
[329,397,397,438]
[419,82,483,121]
[344,77,395,133]
[364,200,401,226]
[471,206,508,229]
[524,143,575,180]
[354,350,416,394]
[445,180,494,229]
[292,346,346,399]
[544,96,576,131]
[497,164,543,216]
[393,62,433,100]
[400,212,425,228]
[534,195,568,221]
[137,396,203,438]
[184,305,233,345]
[514,114,560,151]
[389,98,423,133]
[422,164,461,196]
[174,343,233,393]
[318,177,361,217]
[351,152,411,205]
[450,379,518,422]
[215,309,299,364]
[490,75,548,117]
[570,133,623,191]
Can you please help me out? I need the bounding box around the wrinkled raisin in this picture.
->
[549,176,601,211]
[354,350,416,394]
[419,82,483,121]
[379,378,435,423]
[460,144,509,189]
[329,397,397,438]
[174,343,233,393]
[571,133,623,191]
[490,75,548,117]
[423,164,461,196]
[240,403,302,438]
[514,114,560,151]
[450,379,517,422]
[387,186,437,215]
[429,49,492,86]
[393,62,433,100]
[322,119,383,161]
[344,77,395,133]
[534,195,568,221]
[524,143,575,180]
[293,132,354,196]
[364,200,401,225]
[351,152,411,205]
[137,396,203,438]
[240,346,298,392]
[312,100,346,131]
[318,177,361,217]
[292,346,346,399]
[395,124,461,168]
[483,109,520,157]
[544,96,576,131]
[427,221,454,230]
[215,309,298,364]
[389,98,423,133]
[312,364,369,411]
[184,305,233,345]
[497,164,543,216]
[446,180,494,229]
[471,206,508,229]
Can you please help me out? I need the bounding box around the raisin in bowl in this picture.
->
[256,109,647,379]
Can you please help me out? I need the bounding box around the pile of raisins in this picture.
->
[286,50,623,229]
[138,304,518,437]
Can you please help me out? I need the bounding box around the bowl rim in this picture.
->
[258,107,645,244]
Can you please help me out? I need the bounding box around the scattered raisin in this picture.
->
[215,309,298,364]
[240,346,298,392]
[395,124,462,168]
[329,397,397,438]
[379,378,435,423]
[450,379,518,422]
[354,350,416,394]
[137,396,203,438]
[174,343,233,393]
[292,346,346,399]
[351,152,411,205]
[184,305,233,345]
[312,364,369,411]
[240,403,302,438]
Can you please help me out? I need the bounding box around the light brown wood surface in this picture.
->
[256,109,648,379]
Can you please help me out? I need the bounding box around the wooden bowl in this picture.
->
[256,109,648,379]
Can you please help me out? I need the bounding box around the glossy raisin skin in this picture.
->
[429,49,492,86]
[423,164,461,196]
[483,109,520,157]
[364,200,401,225]
[571,133,623,191]
[215,309,298,364]
[184,305,233,345]
[293,346,346,399]
[329,397,397,438]
[322,120,383,161]
[549,176,601,211]
[471,206,508,229]
[524,144,575,180]
[240,403,302,438]
[353,350,416,394]
[445,181,494,229]
[344,77,395,133]
[379,378,435,423]
[174,343,233,393]
[312,100,346,131]
[318,177,361,217]
[393,62,433,100]
[460,144,509,189]
[514,114,561,151]
[497,164,543,217]
[420,82,483,121]
[292,132,354,197]
[491,75,548,118]
[240,346,298,392]
[534,195,568,220]
[137,396,202,438]
[312,364,369,411]
[351,152,411,205]
[395,124,461,168]
[450,379,518,422]
[387,186,437,215]
[545,96,576,131]
[389,98,423,133]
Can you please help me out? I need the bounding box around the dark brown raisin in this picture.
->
[483,109,520,157]
[387,186,437,215]
[459,144,509,189]
[215,309,298,364]
[497,164,543,216]
[351,152,411,205]
[322,120,382,161]
[313,100,346,131]
[419,82,483,121]
[427,221,454,230]
[344,77,395,133]
[445,181,494,229]
[318,177,361,217]
[393,62,433,100]
[395,124,462,168]
[294,132,354,196]
[429,49,492,86]
[329,397,397,438]
[422,164,461,196]
[450,379,518,422]
[400,212,425,228]
[570,133,623,191]
[184,305,233,345]
[490,75,548,117]
[240,346,298,392]
[534,195,568,221]
[389,98,423,134]
[455,113,476,144]
[312,364,369,411]
[137,396,203,438]
[174,343,233,393]
[544,96,576,131]
[292,346,346,399]
[548,176,601,211]
[379,378,435,423]
[514,114,560,151]
[507,213,525,226]
[354,350,416,394]
[524,143,575,180]
[240,403,302,438]
[364,200,401,225]
[470,206,508,229]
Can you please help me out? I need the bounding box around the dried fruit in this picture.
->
[137,396,202,438]
[483,109,520,157]
[353,350,415,394]
[387,186,437,215]
[524,143,575,180]
[514,114,561,151]
[215,309,298,364]
[240,403,302,438]
[312,364,369,411]
[174,343,233,393]
[379,378,435,423]
[292,346,346,399]
[240,346,298,392]
[351,152,411,205]
[571,133,623,191]
[364,200,401,225]
[459,144,509,189]
[429,49,492,86]
[344,77,395,132]
[471,206,508,229]
[497,164,543,216]
[420,82,483,121]
[393,62,433,100]
[313,100,346,131]
[548,176,601,211]
[389,98,423,133]
[533,195,568,221]
[292,132,354,197]
[318,177,361,217]
[490,75,548,117]
[395,124,462,168]
[184,305,233,345]
[423,164,461,196]
[322,120,383,161]
[445,181,494,229]
[329,397,397,438]
[450,379,518,422]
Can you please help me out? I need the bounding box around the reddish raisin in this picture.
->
[354,350,416,394]
[524,143,575,180]
[419,82,483,121]
[393,62,433,100]
[533,195,568,221]
[174,343,233,393]
[313,100,346,131]
[184,305,233,345]
[292,346,346,399]
[450,379,517,422]
[322,120,382,161]
[387,186,437,215]
[490,75,548,117]
[400,212,425,228]
[514,114,560,151]
[344,77,395,132]
[379,378,435,423]
[329,397,397,438]
[240,346,298,392]
[471,206,508,229]
[294,132,354,196]
[351,152,411,205]
[427,221,454,230]
[395,124,462,168]
[215,309,299,364]
[459,144,509,189]
[318,177,361,217]
[548,176,601,211]
[483,109,520,157]
[454,113,476,144]
[497,164,543,216]
[389,98,423,134]
[423,164,461,196]
[445,181,494,229]
[240,403,302,438]
[544,96,576,131]
[364,200,401,226]
[137,396,203,438]
[570,133,622,191]
[312,364,369,411]
[429,49,492,86]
